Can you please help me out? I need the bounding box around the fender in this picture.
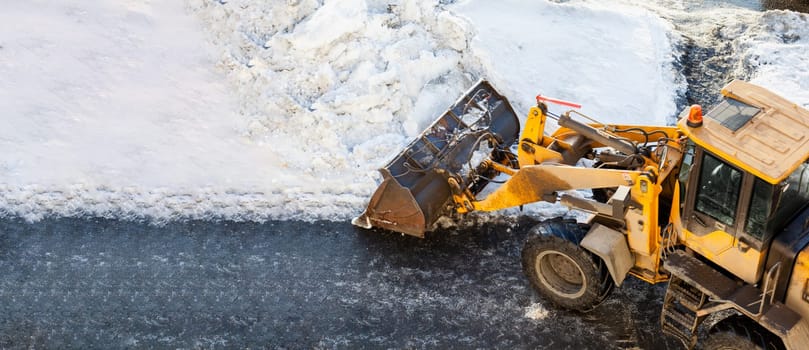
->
[581,223,634,286]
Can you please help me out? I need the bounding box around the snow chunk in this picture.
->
[524,302,551,320]
[285,0,369,51]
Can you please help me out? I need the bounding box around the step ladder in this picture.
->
[661,275,707,349]
[661,250,804,349]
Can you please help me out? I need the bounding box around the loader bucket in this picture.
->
[354,80,520,237]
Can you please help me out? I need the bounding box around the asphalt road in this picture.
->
[0,217,680,349]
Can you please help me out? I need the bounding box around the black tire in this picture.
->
[521,218,614,312]
[591,188,615,203]
[702,316,784,350]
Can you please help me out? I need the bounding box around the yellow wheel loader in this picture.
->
[355,79,809,349]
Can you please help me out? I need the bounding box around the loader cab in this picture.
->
[680,145,773,283]
[676,80,809,284]
[680,144,809,282]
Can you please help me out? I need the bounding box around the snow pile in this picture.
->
[0,1,281,221]
[0,0,475,222]
[186,0,474,149]
[182,0,684,223]
[5,0,772,224]
[453,0,685,126]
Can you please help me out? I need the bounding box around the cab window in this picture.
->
[769,162,809,233]
[744,162,809,241]
[745,177,773,240]
[694,152,742,226]
[678,141,696,204]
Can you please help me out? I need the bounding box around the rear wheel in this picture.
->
[702,316,784,350]
[521,218,614,312]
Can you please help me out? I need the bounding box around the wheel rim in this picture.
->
[535,250,587,298]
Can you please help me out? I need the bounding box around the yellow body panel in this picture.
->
[624,172,671,282]
[683,230,734,256]
[626,177,660,257]
[517,106,548,166]
[471,166,640,211]
[681,229,765,283]
[786,248,809,322]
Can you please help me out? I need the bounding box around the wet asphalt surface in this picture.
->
[0,217,681,349]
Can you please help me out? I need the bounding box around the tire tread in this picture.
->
[702,315,785,350]
[521,217,614,312]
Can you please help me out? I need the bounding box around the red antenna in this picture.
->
[536,94,582,109]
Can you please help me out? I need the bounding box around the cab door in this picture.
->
[681,147,770,283]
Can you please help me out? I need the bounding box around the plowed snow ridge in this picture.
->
[0,0,806,222]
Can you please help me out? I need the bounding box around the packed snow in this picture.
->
[1,0,808,223]
[453,0,684,126]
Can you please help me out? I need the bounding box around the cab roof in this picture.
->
[679,80,809,184]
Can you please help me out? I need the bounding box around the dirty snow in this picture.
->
[733,10,809,107]
[524,302,552,320]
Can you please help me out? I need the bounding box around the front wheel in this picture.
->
[521,219,614,312]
